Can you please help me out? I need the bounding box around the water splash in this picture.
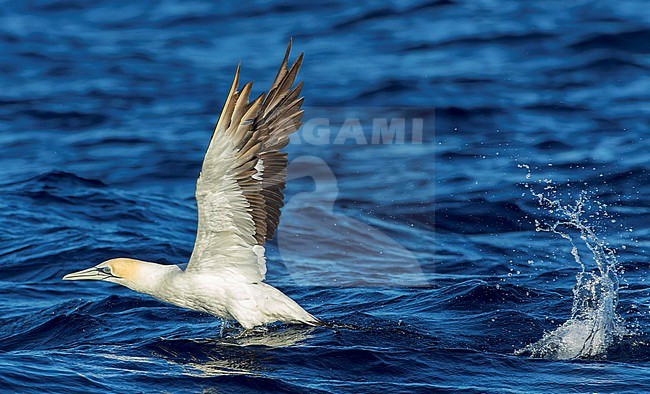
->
[516,165,626,359]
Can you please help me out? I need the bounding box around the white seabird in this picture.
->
[63,42,320,330]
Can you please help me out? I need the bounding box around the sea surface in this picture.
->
[1,0,649,393]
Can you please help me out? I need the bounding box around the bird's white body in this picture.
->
[63,42,320,330]
[119,261,317,329]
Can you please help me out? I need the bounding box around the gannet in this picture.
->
[63,41,320,330]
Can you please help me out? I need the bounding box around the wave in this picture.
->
[14,109,108,128]
[570,29,650,53]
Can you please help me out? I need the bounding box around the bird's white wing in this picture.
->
[185,42,304,282]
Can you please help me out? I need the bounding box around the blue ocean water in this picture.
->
[0,0,649,392]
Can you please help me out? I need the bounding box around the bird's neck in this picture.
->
[118,261,182,298]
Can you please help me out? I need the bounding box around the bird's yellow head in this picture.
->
[62,258,143,283]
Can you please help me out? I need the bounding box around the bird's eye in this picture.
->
[101,267,112,274]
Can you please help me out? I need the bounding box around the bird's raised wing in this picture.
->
[185,42,304,281]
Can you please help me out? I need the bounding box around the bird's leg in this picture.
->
[237,328,252,338]
[236,326,269,338]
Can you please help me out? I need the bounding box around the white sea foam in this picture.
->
[516,167,626,359]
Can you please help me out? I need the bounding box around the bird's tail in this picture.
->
[299,312,324,327]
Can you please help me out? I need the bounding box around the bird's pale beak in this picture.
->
[62,267,107,281]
